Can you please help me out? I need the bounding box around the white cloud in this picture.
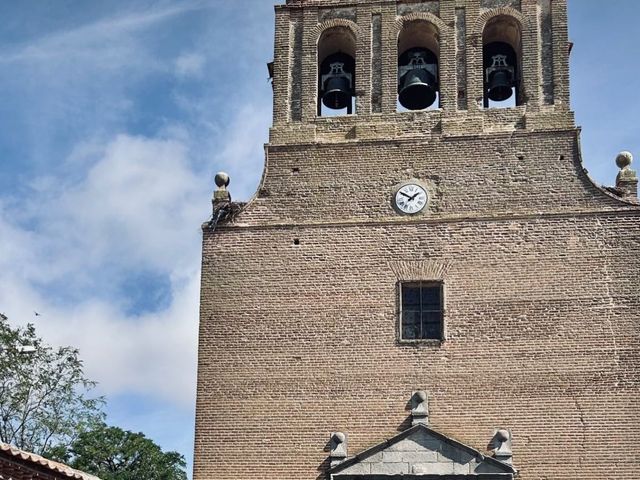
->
[58,135,206,272]
[50,273,199,406]
[210,102,271,198]
[0,271,200,407]
[0,202,37,273]
[0,0,275,425]
[175,52,206,78]
[0,133,208,407]
[0,3,210,65]
[0,94,272,463]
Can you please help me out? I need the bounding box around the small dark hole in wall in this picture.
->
[292,167,300,174]
[517,155,524,161]
[559,155,565,160]
[293,238,300,245]
[458,89,466,99]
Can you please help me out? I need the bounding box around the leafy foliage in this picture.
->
[0,315,104,455]
[61,423,187,480]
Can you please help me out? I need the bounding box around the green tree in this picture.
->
[0,314,104,454]
[62,423,187,480]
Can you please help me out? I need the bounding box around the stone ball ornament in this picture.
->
[495,429,510,442]
[415,390,428,402]
[333,432,346,444]
[215,171,231,189]
[616,151,633,170]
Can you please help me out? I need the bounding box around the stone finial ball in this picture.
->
[415,390,427,402]
[495,429,510,442]
[616,151,633,170]
[333,432,346,444]
[215,172,230,188]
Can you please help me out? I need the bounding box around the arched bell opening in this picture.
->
[317,26,357,117]
[482,15,523,109]
[397,20,440,112]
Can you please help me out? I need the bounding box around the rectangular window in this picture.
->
[400,282,443,341]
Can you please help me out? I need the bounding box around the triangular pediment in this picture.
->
[327,424,515,479]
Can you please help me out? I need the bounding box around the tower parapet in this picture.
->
[271,0,573,145]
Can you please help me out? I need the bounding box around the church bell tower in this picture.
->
[193,1,640,479]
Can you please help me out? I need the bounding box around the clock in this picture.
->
[394,183,428,215]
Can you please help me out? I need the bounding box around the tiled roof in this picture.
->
[0,442,101,480]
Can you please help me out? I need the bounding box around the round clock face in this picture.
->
[394,183,428,214]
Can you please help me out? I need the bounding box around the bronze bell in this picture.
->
[323,76,352,110]
[320,53,355,110]
[398,48,438,110]
[484,42,517,103]
[486,69,513,102]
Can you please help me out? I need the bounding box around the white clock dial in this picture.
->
[394,183,428,214]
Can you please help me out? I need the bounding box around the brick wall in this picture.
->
[195,206,640,479]
[193,1,640,479]
[242,130,632,226]
[273,0,571,126]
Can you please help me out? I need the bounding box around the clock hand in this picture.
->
[399,191,412,199]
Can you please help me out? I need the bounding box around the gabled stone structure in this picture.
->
[327,392,515,479]
[327,424,515,479]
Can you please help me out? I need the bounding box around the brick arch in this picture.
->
[312,18,361,43]
[472,7,526,38]
[394,12,450,37]
[388,260,452,281]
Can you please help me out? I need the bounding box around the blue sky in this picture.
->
[0,0,637,477]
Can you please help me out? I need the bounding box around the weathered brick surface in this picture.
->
[242,130,632,226]
[195,210,640,479]
[193,1,640,479]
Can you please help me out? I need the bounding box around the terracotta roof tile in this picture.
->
[0,442,101,480]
